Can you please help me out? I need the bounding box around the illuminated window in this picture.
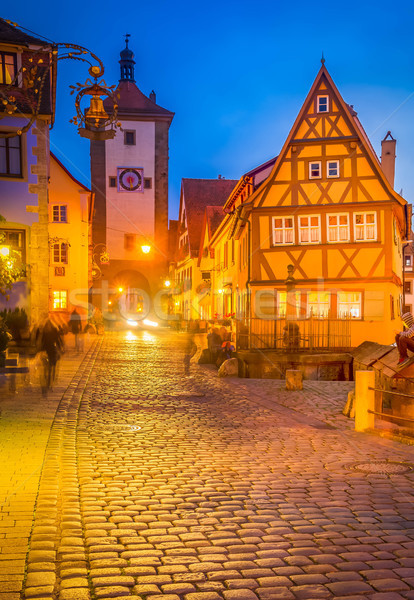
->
[0,52,17,85]
[53,290,67,310]
[338,292,361,318]
[52,205,67,223]
[405,255,413,267]
[317,95,329,113]
[0,135,22,177]
[307,291,330,317]
[299,215,320,244]
[309,161,321,179]
[277,291,300,318]
[273,216,294,245]
[354,212,377,241]
[0,229,25,262]
[53,242,68,264]
[327,160,339,178]
[327,214,349,242]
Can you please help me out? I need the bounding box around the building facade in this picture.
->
[48,153,93,325]
[179,64,411,350]
[90,38,174,322]
[0,18,56,324]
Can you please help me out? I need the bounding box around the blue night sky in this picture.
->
[6,1,414,219]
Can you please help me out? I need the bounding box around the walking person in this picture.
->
[39,318,64,394]
[395,312,414,368]
[183,332,197,375]
[69,308,82,352]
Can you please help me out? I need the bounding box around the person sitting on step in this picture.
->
[395,312,414,368]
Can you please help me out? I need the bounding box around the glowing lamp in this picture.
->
[164,279,171,288]
[127,319,138,326]
[118,287,123,293]
[0,246,10,257]
[141,245,151,254]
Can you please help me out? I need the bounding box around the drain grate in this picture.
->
[79,424,142,433]
[348,461,413,475]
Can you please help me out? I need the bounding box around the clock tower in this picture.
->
[90,36,174,320]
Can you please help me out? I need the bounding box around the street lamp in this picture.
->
[141,245,151,254]
[0,247,10,257]
[0,23,121,141]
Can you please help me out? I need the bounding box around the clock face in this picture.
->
[118,168,143,192]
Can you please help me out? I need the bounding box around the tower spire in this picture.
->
[119,34,135,82]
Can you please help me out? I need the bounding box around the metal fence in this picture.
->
[237,316,352,352]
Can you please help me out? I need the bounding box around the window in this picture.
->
[124,130,136,145]
[277,291,300,318]
[405,255,413,267]
[307,291,330,317]
[317,95,329,113]
[338,292,361,318]
[52,205,68,223]
[327,160,339,178]
[354,212,377,241]
[124,233,136,250]
[53,243,68,264]
[53,290,67,310]
[0,229,25,263]
[144,178,152,189]
[109,176,116,187]
[273,217,294,245]
[327,214,349,243]
[299,215,320,244]
[309,161,321,179]
[0,52,17,85]
[404,281,412,295]
[0,135,22,177]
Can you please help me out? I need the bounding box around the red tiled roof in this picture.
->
[181,179,238,257]
[206,205,225,239]
[104,81,174,121]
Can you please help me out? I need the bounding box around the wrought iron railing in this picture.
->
[236,316,352,352]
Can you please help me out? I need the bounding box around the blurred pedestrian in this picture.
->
[183,332,197,375]
[69,308,82,352]
[39,318,64,393]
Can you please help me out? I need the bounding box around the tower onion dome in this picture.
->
[119,34,135,82]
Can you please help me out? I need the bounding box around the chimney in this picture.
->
[149,90,156,103]
[381,131,396,188]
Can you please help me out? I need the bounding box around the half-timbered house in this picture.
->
[224,62,411,349]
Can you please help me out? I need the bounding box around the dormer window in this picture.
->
[317,95,329,113]
[0,52,17,85]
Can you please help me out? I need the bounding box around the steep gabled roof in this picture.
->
[104,81,174,122]
[179,178,238,257]
[224,155,277,212]
[248,63,406,211]
[197,206,225,266]
[0,18,49,46]
[50,152,90,192]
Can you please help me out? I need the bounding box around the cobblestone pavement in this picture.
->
[0,335,99,600]
[3,330,414,600]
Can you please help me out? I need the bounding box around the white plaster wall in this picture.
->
[105,120,155,260]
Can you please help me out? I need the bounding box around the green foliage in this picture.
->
[0,222,26,297]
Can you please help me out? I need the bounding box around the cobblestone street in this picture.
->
[1,330,414,600]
